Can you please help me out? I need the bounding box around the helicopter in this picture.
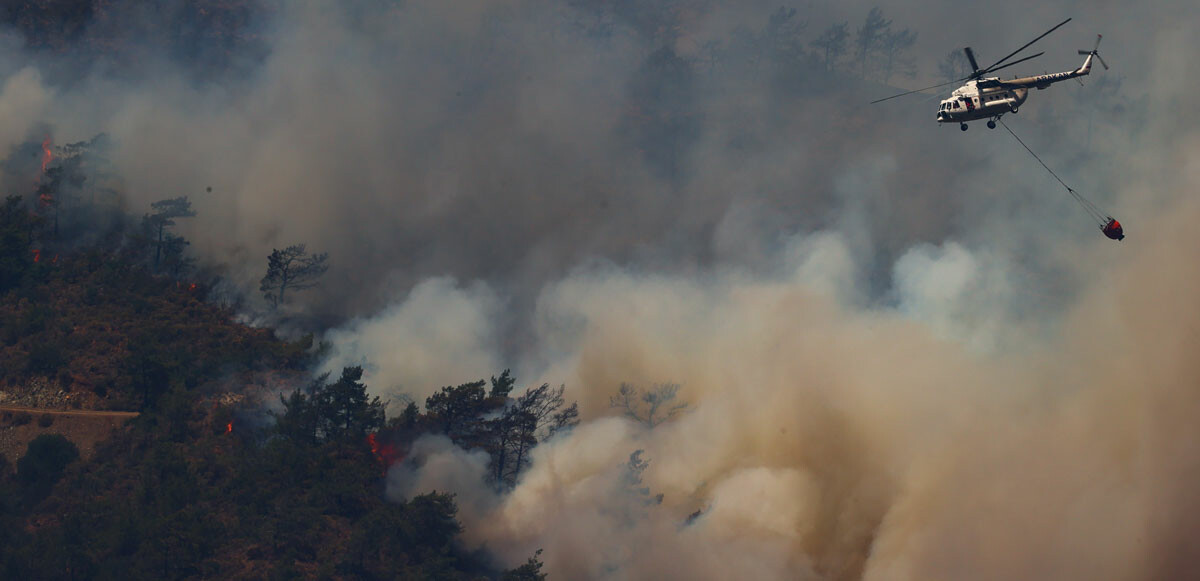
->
[872,18,1109,131]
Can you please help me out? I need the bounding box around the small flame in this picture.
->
[226,422,233,433]
[52,254,58,264]
[366,432,402,470]
[189,283,197,291]
[41,136,53,173]
[32,249,40,263]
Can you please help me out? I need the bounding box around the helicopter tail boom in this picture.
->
[1001,34,1106,89]
[1076,53,1094,75]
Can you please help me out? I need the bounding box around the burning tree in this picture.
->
[36,134,116,240]
[259,244,328,308]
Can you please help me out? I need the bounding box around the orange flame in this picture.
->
[31,249,40,263]
[366,432,402,470]
[41,136,53,173]
[226,422,233,433]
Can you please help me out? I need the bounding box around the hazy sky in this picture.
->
[3,1,1198,578]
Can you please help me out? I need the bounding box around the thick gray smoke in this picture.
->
[4,0,1199,578]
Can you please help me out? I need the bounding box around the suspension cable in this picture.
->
[998,118,1108,225]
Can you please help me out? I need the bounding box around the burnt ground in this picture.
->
[0,406,138,468]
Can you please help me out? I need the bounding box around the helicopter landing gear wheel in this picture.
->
[1010,106,1019,114]
[960,123,968,131]
[987,120,997,129]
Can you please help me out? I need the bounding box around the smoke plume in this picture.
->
[4,0,1199,578]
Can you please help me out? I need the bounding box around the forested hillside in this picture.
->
[0,192,551,578]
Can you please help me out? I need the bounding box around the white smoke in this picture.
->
[387,434,500,527]
[319,277,503,403]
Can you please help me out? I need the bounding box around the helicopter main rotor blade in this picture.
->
[964,47,981,74]
[981,52,1044,76]
[978,17,1072,76]
[870,78,964,104]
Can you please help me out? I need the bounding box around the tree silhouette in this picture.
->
[938,49,974,83]
[17,434,79,503]
[425,379,492,444]
[259,244,329,308]
[854,7,891,79]
[762,7,806,70]
[812,22,849,72]
[278,367,385,445]
[610,382,687,428]
[145,196,195,272]
[0,195,33,291]
[880,27,918,84]
[317,366,386,443]
[488,383,579,486]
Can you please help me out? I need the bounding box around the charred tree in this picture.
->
[259,244,329,308]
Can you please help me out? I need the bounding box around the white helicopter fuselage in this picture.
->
[936,52,1096,125]
[936,81,1029,123]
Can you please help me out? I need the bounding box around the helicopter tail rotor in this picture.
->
[1077,34,1109,70]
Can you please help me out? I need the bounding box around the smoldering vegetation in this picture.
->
[2,0,1198,579]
